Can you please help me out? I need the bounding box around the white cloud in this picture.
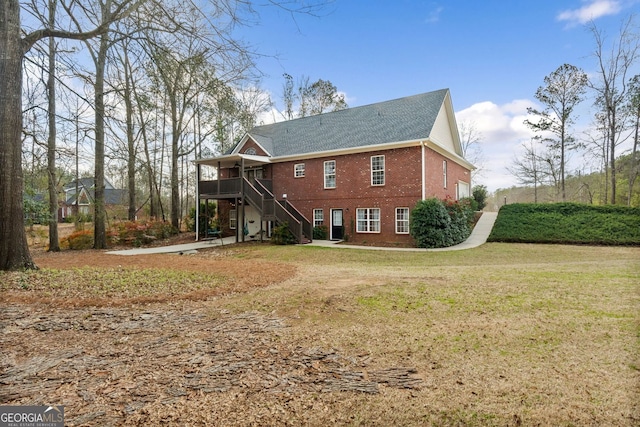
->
[557,0,622,26]
[425,6,444,24]
[456,100,538,191]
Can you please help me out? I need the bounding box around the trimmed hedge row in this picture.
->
[488,203,640,245]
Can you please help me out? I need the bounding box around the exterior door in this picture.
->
[331,209,344,240]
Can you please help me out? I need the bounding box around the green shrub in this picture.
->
[313,225,328,240]
[472,185,488,210]
[488,203,640,245]
[271,222,296,245]
[23,195,50,226]
[186,202,217,232]
[410,198,474,248]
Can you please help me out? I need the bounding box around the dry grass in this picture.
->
[217,243,640,425]
[1,240,639,426]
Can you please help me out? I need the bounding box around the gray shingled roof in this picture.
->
[236,89,450,157]
[63,178,125,205]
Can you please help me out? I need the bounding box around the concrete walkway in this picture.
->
[307,211,498,252]
[106,237,237,256]
[106,212,498,256]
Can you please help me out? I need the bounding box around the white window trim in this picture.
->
[313,209,324,227]
[356,208,381,233]
[294,163,305,178]
[443,160,448,189]
[457,180,470,200]
[324,160,336,189]
[395,207,410,234]
[229,209,237,229]
[371,155,385,186]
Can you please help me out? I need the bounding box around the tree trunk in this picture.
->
[47,0,60,252]
[93,29,108,249]
[123,49,136,221]
[610,110,617,205]
[628,107,639,205]
[0,1,37,270]
[171,105,180,230]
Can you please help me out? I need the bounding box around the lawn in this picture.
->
[1,242,639,426]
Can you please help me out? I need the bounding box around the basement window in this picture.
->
[356,208,380,233]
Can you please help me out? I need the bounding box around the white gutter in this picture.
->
[195,163,200,241]
[421,140,426,200]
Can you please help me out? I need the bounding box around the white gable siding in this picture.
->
[429,104,457,154]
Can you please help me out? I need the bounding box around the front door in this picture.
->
[331,209,343,240]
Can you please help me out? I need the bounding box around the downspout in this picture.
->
[421,141,426,200]
[241,157,245,242]
[216,161,221,241]
[195,163,200,241]
[216,161,221,194]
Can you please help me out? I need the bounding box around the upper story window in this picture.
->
[244,147,257,155]
[324,160,336,189]
[294,163,305,178]
[371,155,385,186]
[443,160,448,189]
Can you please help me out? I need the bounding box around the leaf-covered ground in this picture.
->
[1,238,639,426]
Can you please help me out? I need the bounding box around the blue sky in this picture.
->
[238,0,640,191]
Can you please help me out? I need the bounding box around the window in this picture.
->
[356,208,380,233]
[229,209,237,229]
[458,181,470,200]
[244,147,257,155]
[371,155,385,186]
[294,163,305,178]
[324,160,336,188]
[443,160,448,188]
[395,207,410,234]
[313,209,324,227]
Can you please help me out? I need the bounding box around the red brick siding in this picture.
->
[270,145,471,244]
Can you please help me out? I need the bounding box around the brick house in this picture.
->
[59,177,127,222]
[195,89,474,245]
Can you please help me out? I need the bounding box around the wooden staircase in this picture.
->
[242,178,313,244]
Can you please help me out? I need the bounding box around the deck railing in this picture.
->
[254,179,312,243]
[199,178,241,196]
[282,201,313,243]
[198,176,312,243]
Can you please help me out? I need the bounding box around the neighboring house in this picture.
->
[59,177,127,221]
[195,89,474,245]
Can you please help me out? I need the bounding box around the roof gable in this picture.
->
[230,89,457,158]
[428,93,463,155]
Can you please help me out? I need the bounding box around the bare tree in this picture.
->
[525,64,588,201]
[281,74,347,119]
[508,139,548,203]
[587,16,640,204]
[458,120,485,181]
[626,74,640,205]
[0,0,144,270]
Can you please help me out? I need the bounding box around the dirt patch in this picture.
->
[1,239,423,425]
[1,304,421,426]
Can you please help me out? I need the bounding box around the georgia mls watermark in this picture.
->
[0,406,64,427]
